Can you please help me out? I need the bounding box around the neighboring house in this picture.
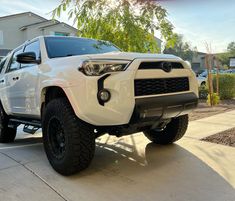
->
[229,57,235,68]
[191,52,207,73]
[191,52,223,73]
[0,12,78,60]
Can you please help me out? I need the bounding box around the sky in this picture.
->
[0,0,234,53]
[159,0,235,53]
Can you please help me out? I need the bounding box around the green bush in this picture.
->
[213,74,235,99]
[207,93,220,106]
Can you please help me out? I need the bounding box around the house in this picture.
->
[229,57,235,68]
[191,52,207,73]
[0,12,78,60]
[191,52,224,73]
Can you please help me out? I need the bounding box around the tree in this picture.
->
[53,0,175,53]
[163,34,197,62]
[217,52,229,67]
[227,42,235,55]
[217,42,235,67]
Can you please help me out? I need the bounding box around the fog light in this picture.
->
[98,89,111,103]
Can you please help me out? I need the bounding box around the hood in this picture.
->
[85,51,181,61]
[47,52,183,69]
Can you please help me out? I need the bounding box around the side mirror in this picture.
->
[16,52,40,64]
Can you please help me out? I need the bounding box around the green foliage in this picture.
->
[217,42,235,67]
[199,85,208,99]
[213,74,235,99]
[163,34,197,62]
[217,53,230,67]
[207,93,220,106]
[53,0,175,53]
[227,42,235,55]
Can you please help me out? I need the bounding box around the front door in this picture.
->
[4,40,41,117]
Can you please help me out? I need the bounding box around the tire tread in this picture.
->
[144,115,189,144]
[42,98,95,175]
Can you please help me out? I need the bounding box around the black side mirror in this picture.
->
[16,52,40,64]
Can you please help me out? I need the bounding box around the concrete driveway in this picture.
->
[0,112,235,201]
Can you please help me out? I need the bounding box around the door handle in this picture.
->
[12,77,19,81]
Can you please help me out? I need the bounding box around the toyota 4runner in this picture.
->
[0,36,198,175]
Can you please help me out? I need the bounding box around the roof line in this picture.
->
[0,12,47,21]
[0,11,78,33]
[39,22,78,32]
[39,22,60,29]
[196,51,207,55]
[20,19,59,30]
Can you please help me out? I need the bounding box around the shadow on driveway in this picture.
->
[0,134,234,201]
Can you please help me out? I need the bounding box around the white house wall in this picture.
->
[0,13,44,49]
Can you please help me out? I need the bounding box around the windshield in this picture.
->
[45,37,120,58]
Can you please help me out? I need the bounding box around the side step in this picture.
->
[23,125,40,134]
[9,118,41,134]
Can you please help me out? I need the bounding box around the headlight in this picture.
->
[78,60,131,76]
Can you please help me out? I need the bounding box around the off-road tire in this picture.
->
[0,104,17,143]
[42,98,95,175]
[144,115,189,144]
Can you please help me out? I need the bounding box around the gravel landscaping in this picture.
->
[190,99,235,147]
[202,128,235,147]
[189,99,235,121]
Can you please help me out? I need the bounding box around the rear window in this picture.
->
[44,37,120,58]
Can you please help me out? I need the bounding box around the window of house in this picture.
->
[0,31,3,45]
[54,32,69,36]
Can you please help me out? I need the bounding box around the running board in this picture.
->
[9,118,41,128]
[9,118,41,134]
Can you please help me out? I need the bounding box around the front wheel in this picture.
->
[42,98,95,175]
[144,115,189,144]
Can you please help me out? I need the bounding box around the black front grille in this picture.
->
[134,77,189,96]
[139,62,184,70]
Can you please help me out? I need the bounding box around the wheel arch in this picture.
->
[40,86,71,116]
[0,99,7,114]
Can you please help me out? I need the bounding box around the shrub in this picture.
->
[207,93,220,106]
[213,74,235,99]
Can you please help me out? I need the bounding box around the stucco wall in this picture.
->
[23,21,57,41]
[42,24,77,36]
[0,13,78,56]
[0,13,44,49]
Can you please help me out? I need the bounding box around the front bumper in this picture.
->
[130,92,198,124]
[64,58,198,126]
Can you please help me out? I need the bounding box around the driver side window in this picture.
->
[7,48,23,73]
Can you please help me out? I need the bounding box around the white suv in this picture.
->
[0,36,198,175]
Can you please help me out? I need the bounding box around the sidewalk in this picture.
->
[186,110,235,139]
[0,111,234,201]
